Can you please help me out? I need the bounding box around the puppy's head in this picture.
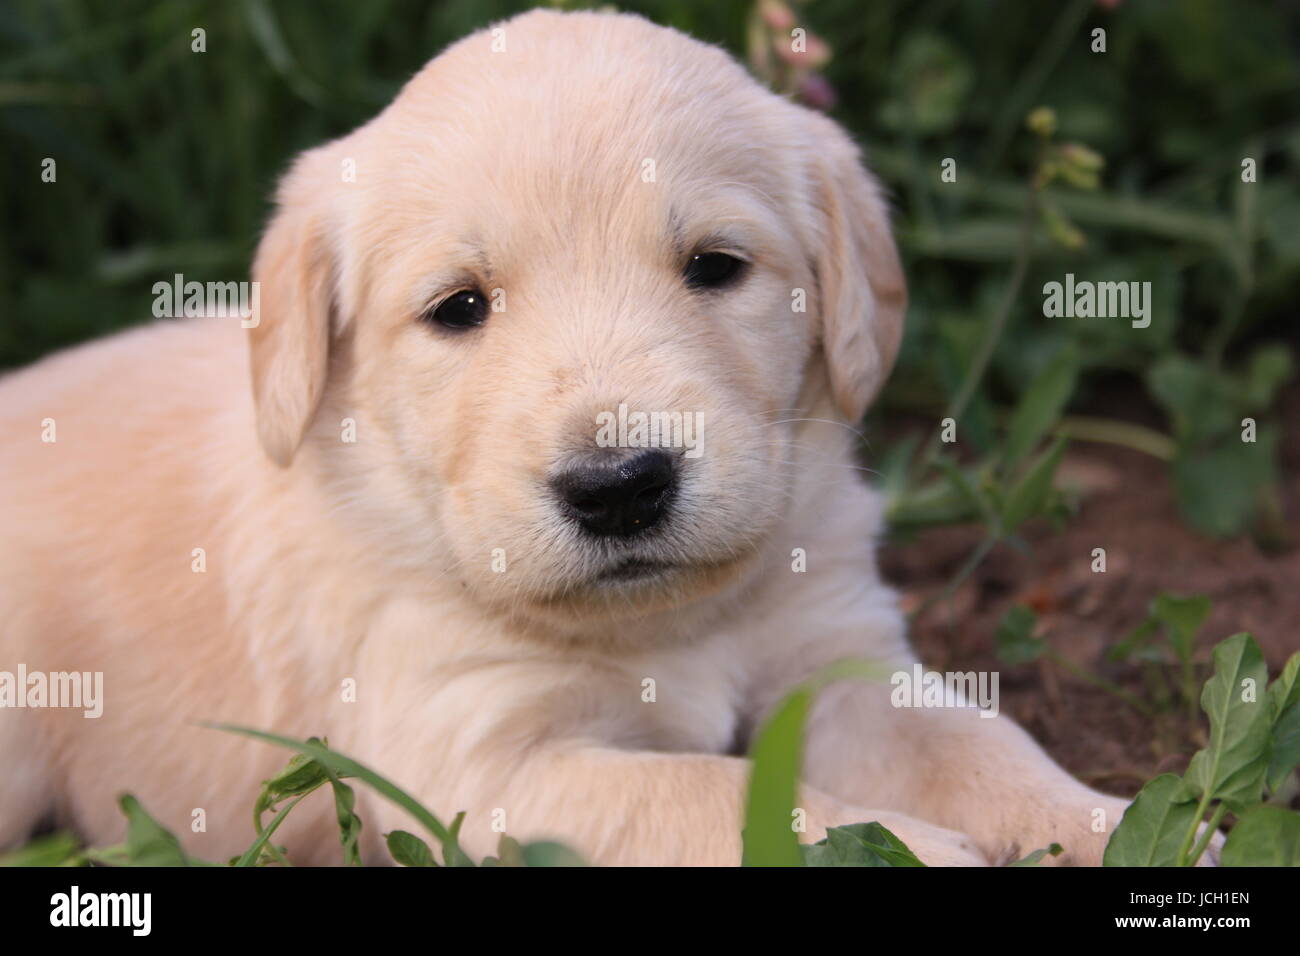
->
[248,10,904,635]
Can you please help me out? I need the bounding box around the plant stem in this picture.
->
[1054,416,1177,461]
[1183,656,1200,730]
[1181,801,1228,867]
[982,0,1092,170]
[919,185,1039,470]
[238,793,310,867]
[909,534,996,622]
[1046,649,1154,716]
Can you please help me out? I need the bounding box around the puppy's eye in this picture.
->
[425,289,488,330]
[683,252,745,290]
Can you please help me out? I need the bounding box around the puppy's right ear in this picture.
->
[248,153,336,468]
[801,112,907,423]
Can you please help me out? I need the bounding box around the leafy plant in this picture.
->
[883,110,1105,612]
[1104,634,1300,866]
[994,602,1152,715]
[801,823,926,867]
[1109,592,1213,722]
[1146,346,1292,541]
[741,631,1300,868]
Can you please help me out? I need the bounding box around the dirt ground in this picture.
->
[879,384,1300,799]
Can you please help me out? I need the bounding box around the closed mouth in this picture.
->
[593,558,676,582]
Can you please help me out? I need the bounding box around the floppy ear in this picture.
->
[805,115,907,422]
[248,157,336,468]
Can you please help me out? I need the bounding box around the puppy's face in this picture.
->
[249,11,904,635]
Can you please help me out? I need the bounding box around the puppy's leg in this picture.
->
[0,710,54,850]
[378,747,988,866]
[801,679,1133,865]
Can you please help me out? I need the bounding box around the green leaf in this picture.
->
[1001,436,1067,532]
[260,747,331,801]
[801,823,926,867]
[742,688,810,866]
[1267,651,1300,717]
[250,743,335,866]
[1149,593,1211,665]
[234,793,309,867]
[875,433,921,501]
[209,726,454,848]
[1268,703,1300,794]
[878,34,972,136]
[1107,618,1160,663]
[1179,634,1272,812]
[520,842,588,867]
[441,811,476,867]
[994,604,1043,665]
[1266,652,1300,793]
[1170,428,1280,537]
[1103,774,1200,867]
[1242,345,1293,409]
[1220,806,1300,866]
[937,458,990,522]
[1147,355,1237,446]
[1003,349,1079,467]
[886,474,983,530]
[212,725,584,869]
[0,832,84,867]
[319,762,363,866]
[740,660,891,867]
[386,830,436,867]
[1008,843,1063,866]
[490,835,525,867]
[119,794,191,867]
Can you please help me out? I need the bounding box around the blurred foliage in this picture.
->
[0,729,589,866]
[1,0,1297,538]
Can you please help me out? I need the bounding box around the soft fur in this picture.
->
[1,9,1141,866]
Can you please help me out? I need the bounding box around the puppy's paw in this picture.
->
[854,813,992,867]
[993,793,1131,867]
[1001,794,1228,867]
[801,798,991,866]
[908,828,993,867]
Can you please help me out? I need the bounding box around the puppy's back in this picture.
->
[0,317,252,654]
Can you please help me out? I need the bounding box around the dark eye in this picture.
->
[425,289,488,330]
[683,252,745,290]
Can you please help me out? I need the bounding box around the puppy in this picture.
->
[0,9,1133,866]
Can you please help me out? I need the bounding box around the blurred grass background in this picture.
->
[2,0,1297,538]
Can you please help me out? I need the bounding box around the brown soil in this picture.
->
[878,385,1300,799]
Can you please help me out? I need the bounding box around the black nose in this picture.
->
[552,449,676,537]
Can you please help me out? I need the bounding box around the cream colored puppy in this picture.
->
[0,9,1133,866]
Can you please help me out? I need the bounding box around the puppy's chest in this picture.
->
[614,642,750,755]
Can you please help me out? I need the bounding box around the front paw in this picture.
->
[907,827,995,867]
[1011,796,1230,867]
[995,793,1132,867]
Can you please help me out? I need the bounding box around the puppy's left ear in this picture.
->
[804,113,907,422]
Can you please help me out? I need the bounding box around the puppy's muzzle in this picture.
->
[551,449,676,538]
